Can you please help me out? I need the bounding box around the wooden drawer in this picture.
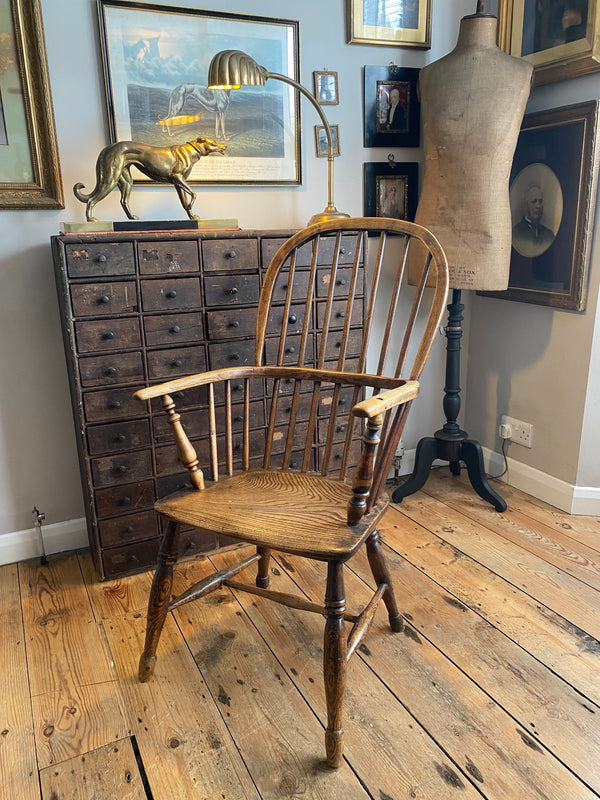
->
[137,241,199,274]
[179,528,219,558]
[157,472,193,497]
[204,273,260,306]
[87,419,151,455]
[317,267,363,297]
[65,242,135,278]
[266,303,306,335]
[98,510,159,549]
[261,238,314,267]
[319,386,359,415]
[202,238,258,272]
[270,392,313,424]
[84,385,147,423]
[271,422,309,455]
[261,235,357,268]
[155,438,211,477]
[150,384,208,413]
[75,317,141,353]
[143,312,203,346]
[79,351,144,387]
[153,409,210,444]
[146,345,206,380]
[265,333,313,365]
[317,439,362,476]
[208,339,255,369]
[206,307,256,339]
[317,299,362,329]
[141,277,201,311]
[102,539,160,578]
[91,449,153,487]
[270,269,311,303]
[320,327,363,361]
[70,282,137,317]
[95,479,156,518]
[318,415,362,444]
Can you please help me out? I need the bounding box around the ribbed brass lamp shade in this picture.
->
[208,49,349,225]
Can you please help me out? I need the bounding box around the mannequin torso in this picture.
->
[410,14,533,290]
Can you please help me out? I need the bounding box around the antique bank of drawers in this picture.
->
[52,229,364,579]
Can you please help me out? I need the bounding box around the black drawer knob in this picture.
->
[115,464,128,474]
[336,341,342,349]
[96,254,107,263]
[166,290,177,299]
[104,367,117,376]
[103,331,115,340]
[109,400,122,409]
[335,453,343,460]
[230,352,240,361]
[340,247,347,255]
[290,460,299,469]
[170,325,181,334]
[337,425,347,433]
[226,250,237,259]
[234,384,243,392]
[337,311,346,318]
[234,415,243,422]
[230,320,240,328]
[99,295,111,304]
[235,442,243,451]
[337,279,347,286]
[175,391,185,399]
[172,359,183,367]
[228,287,238,294]
[118,495,131,506]
[116,433,127,442]
[288,314,297,324]
[339,397,347,404]
[287,346,296,354]
[128,554,139,563]
[125,524,134,533]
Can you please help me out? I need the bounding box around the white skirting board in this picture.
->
[0,517,88,568]
[392,446,600,516]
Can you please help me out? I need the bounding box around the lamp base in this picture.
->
[308,206,351,225]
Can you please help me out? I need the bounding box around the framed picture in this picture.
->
[98,0,300,185]
[498,0,600,85]
[313,71,338,105]
[363,159,418,221]
[478,101,599,312]
[363,65,420,148]
[314,125,340,157]
[346,0,431,48]
[0,0,63,208]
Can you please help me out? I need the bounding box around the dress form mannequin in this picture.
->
[409,11,533,290]
[395,6,533,511]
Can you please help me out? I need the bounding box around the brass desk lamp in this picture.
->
[208,49,349,225]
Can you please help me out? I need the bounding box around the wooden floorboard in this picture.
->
[3,469,600,798]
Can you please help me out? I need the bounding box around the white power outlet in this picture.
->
[501,414,533,448]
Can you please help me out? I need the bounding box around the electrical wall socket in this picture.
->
[501,414,533,448]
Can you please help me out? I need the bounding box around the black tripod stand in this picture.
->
[391,289,506,512]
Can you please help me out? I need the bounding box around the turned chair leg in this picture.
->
[138,520,180,682]
[323,560,347,768]
[256,547,271,589]
[366,530,403,632]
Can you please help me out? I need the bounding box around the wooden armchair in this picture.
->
[134,217,449,768]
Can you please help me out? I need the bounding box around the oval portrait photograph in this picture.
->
[510,162,563,259]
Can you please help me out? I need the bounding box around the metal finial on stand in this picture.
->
[476,0,485,12]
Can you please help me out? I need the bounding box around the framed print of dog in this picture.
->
[478,101,600,311]
[98,1,300,185]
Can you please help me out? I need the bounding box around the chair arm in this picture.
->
[351,381,420,418]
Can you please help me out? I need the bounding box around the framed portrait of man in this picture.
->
[363,65,420,148]
[478,101,600,311]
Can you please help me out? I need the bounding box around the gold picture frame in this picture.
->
[0,0,63,208]
[498,0,600,85]
[346,0,431,49]
[313,70,338,105]
[314,124,340,157]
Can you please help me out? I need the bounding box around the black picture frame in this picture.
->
[478,101,600,311]
[363,160,418,222]
[363,65,420,148]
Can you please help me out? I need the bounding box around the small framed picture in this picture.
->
[364,65,420,148]
[313,71,339,105]
[363,160,418,221]
[314,125,340,157]
[478,101,600,311]
[346,0,432,49]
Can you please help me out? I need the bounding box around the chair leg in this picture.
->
[366,530,403,632]
[323,560,347,768]
[256,547,271,589]
[138,519,180,682]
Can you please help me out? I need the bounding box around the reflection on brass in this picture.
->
[73,136,226,221]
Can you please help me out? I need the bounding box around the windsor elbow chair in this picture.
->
[134,216,449,768]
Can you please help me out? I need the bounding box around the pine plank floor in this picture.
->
[3,468,600,799]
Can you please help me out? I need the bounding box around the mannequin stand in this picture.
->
[391,289,507,512]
